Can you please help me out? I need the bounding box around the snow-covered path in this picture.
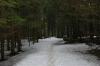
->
[14,37,100,66]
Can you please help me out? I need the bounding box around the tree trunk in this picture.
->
[7,39,10,51]
[10,39,16,56]
[0,39,5,60]
[17,39,22,52]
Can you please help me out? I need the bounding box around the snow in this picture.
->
[13,37,100,66]
[0,37,99,66]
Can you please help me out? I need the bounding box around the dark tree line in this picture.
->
[0,0,47,61]
[46,0,100,37]
[0,0,100,61]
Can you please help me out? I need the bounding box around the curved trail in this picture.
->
[13,37,100,66]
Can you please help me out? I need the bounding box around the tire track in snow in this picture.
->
[48,45,55,66]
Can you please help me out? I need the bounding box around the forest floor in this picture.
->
[0,37,100,66]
